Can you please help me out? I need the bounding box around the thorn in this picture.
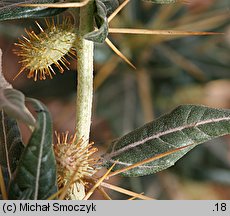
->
[18,0,90,8]
[83,162,117,200]
[108,0,130,23]
[108,28,224,36]
[105,38,136,69]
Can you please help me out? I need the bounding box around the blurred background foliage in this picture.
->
[0,0,230,199]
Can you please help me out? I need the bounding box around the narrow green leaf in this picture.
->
[0,88,35,126]
[103,105,230,177]
[0,0,65,21]
[84,0,108,43]
[0,111,24,182]
[9,99,57,200]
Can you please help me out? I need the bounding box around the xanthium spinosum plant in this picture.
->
[0,0,230,200]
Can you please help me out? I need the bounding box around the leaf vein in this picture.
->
[106,116,230,159]
[34,103,46,200]
[1,110,12,178]
[157,137,177,148]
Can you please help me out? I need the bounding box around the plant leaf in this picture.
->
[0,0,66,21]
[103,105,230,177]
[84,0,108,43]
[100,0,119,16]
[0,88,35,126]
[9,98,57,200]
[18,188,33,200]
[0,111,24,182]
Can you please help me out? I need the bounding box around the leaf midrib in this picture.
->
[1,110,12,178]
[106,116,230,159]
[34,103,46,200]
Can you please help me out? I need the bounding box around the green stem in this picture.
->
[71,0,94,200]
[76,1,94,144]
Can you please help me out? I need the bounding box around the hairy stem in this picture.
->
[76,1,94,144]
[71,1,94,200]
